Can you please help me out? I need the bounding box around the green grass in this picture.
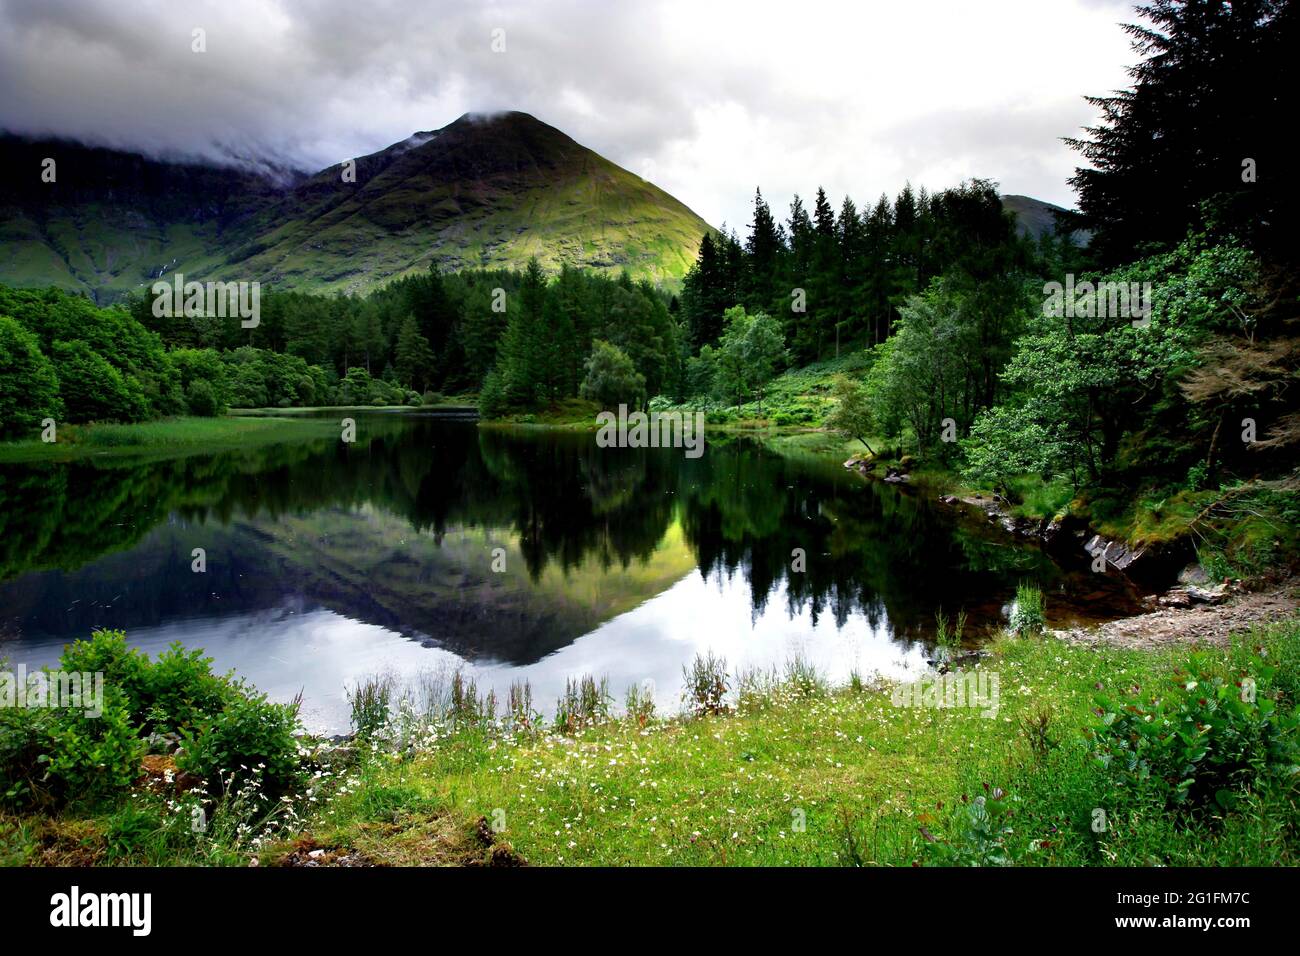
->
[479,398,603,428]
[10,616,1296,867]
[295,616,1300,867]
[0,415,340,464]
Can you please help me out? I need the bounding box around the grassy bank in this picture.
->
[5,616,1298,867]
[0,415,344,464]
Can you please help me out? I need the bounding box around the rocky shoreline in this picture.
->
[1050,577,1299,651]
[844,456,1300,646]
[844,456,1188,585]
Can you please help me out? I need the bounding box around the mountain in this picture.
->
[0,112,713,301]
[0,136,294,302]
[1000,194,1089,245]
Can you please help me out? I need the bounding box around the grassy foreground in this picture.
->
[0,415,343,464]
[5,616,1298,867]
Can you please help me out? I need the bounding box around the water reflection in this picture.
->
[0,415,1140,730]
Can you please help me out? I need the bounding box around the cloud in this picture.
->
[0,0,1138,227]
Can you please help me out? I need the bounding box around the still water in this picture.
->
[0,413,1140,731]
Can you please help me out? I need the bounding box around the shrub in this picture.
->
[178,688,301,798]
[59,632,227,733]
[921,785,1018,866]
[1091,651,1300,813]
[59,630,150,719]
[185,378,222,416]
[0,705,58,807]
[142,643,231,733]
[44,692,142,804]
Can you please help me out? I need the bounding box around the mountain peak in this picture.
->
[0,114,712,298]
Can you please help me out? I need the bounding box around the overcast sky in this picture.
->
[0,0,1139,229]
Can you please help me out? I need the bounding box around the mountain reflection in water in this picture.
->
[0,414,1141,731]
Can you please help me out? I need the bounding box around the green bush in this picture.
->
[178,688,302,798]
[185,378,222,416]
[142,643,232,733]
[0,705,58,807]
[58,630,150,718]
[1091,651,1300,813]
[58,632,230,733]
[1,680,141,808]
[44,693,142,804]
[4,632,305,812]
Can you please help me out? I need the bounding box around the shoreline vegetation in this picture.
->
[3,614,1298,867]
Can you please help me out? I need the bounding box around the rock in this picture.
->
[939,495,958,505]
[1156,583,1229,609]
[1084,535,1149,574]
[308,742,357,765]
[1178,563,1210,586]
[1186,584,1229,605]
[145,731,182,755]
[927,650,988,673]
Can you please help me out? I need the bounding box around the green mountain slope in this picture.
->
[229,112,712,292]
[0,136,289,302]
[0,112,712,301]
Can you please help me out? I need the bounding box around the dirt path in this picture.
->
[1051,578,1300,651]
